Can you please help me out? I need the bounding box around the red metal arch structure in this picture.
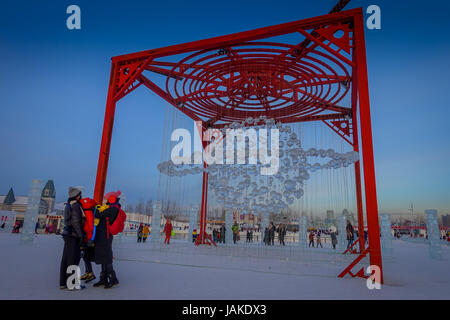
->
[93,7,383,283]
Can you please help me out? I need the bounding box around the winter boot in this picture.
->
[104,271,119,289]
[84,272,96,283]
[80,272,90,280]
[93,272,107,287]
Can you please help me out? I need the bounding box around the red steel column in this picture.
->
[94,63,118,204]
[197,121,208,244]
[351,44,365,253]
[200,163,209,244]
[354,12,383,283]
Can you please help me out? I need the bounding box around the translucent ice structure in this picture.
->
[20,179,44,245]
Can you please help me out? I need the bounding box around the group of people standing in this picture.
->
[307,221,361,250]
[212,224,226,243]
[59,187,123,290]
[211,222,287,245]
[263,222,287,246]
[308,230,324,248]
[136,219,173,244]
[136,223,150,242]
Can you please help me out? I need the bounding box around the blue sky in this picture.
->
[0,0,449,214]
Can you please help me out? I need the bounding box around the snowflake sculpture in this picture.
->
[158,117,359,215]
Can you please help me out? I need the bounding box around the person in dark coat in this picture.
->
[93,196,120,289]
[220,224,226,244]
[346,221,355,249]
[331,231,337,249]
[137,223,143,243]
[59,187,84,290]
[263,227,269,245]
[277,223,286,246]
[268,222,275,246]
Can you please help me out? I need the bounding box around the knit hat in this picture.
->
[105,190,121,204]
[68,186,82,199]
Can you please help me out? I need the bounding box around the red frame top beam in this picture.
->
[111,8,360,63]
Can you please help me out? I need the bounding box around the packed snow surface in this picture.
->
[0,233,448,299]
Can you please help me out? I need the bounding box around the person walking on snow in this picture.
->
[308,230,315,247]
[220,224,226,243]
[331,231,337,250]
[142,224,150,243]
[59,187,84,290]
[268,222,275,246]
[316,230,323,248]
[346,221,355,250]
[232,222,239,244]
[277,223,286,246]
[163,219,173,244]
[137,223,143,243]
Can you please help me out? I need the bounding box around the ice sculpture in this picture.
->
[151,201,162,243]
[425,209,442,260]
[20,179,44,245]
[158,118,360,234]
[188,207,198,243]
[298,216,307,248]
[337,214,347,251]
[380,213,393,256]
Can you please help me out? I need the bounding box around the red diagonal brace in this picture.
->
[338,247,369,279]
[343,237,360,254]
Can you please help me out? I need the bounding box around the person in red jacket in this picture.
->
[308,231,315,247]
[79,197,97,283]
[163,219,173,244]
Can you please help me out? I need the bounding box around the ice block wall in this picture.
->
[298,215,307,248]
[260,211,269,244]
[188,207,198,243]
[20,179,44,245]
[151,201,162,243]
[337,214,347,251]
[425,209,442,260]
[225,210,233,244]
[380,213,393,256]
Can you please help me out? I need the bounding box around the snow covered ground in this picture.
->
[0,233,449,299]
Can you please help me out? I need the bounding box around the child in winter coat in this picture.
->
[79,197,97,283]
[142,224,150,242]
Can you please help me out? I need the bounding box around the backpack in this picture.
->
[107,205,127,236]
[80,197,97,241]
